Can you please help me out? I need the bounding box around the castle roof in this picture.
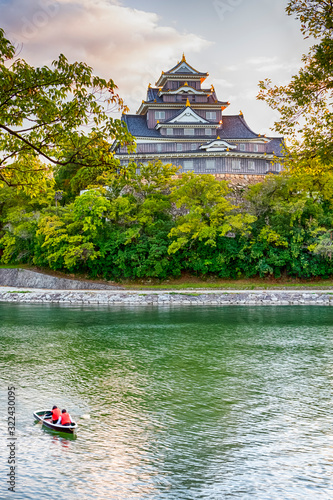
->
[219,115,260,139]
[121,113,282,154]
[161,105,210,125]
[147,87,163,103]
[156,54,208,86]
[122,114,161,138]
[265,137,284,156]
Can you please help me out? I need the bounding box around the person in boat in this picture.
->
[57,409,73,426]
[51,405,61,424]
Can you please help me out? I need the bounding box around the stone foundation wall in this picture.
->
[0,289,332,306]
[174,173,266,188]
[214,173,266,188]
[0,269,120,290]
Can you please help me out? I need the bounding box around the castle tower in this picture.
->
[113,55,284,175]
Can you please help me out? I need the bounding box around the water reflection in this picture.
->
[1,304,333,499]
[34,422,77,442]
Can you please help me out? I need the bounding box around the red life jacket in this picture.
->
[60,412,71,425]
[52,408,61,420]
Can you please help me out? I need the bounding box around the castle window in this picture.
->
[191,143,197,150]
[240,144,245,151]
[248,161,255,170]
[206,159,215,170]
[232,160,241,171]
[155,111,165,120]
[156,144,162,152]
[205,128,213,136]
[183,160,194,171]
[166,128,173,135]
[177,143,183,151]
[206,111,216,120]
[253,144,259,152]
[184,128,195,135]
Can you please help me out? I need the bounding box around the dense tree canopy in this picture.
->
[0,29,133,194]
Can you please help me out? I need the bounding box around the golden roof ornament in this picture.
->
[184,81,188,86]
[186,98,191,107]
[181,53,186,62]
[239,110,243,115]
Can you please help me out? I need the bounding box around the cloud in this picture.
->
[256,61,302,74]
[247,56,277,65]
[1,0,211,112]
[212,78,233,89]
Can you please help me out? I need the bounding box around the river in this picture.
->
[1,303,333,499]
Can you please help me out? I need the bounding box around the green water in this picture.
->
[1,304,333,499]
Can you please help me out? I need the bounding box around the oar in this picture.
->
[41,411,52,423]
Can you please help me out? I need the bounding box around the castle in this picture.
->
[113,55,283,176]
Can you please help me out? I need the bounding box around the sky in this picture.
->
[1,0,313,137]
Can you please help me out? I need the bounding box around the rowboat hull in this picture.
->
[34,409,78,434]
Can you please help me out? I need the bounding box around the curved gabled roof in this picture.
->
[122,114,161,138]
[147,88,163,103]
[165,59,208,76]
[265,137,284,156]
[162,106,209,124]
[220,115,284,155]
[156,55,208,87]
[219,115,259,139]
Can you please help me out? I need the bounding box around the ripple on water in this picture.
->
[1,304,333,499]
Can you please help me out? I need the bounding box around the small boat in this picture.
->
[33,409,78,434]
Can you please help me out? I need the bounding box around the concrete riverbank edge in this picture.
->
[1,288,333,305]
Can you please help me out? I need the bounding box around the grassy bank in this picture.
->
[122,278,333,291]
[2,266,333,290]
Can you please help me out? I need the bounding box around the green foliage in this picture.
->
[0,206,40,264]
[0,28,133,195]
[243,173,333,277]
[286,0,333,38]
[2,165,333,280]
[168,173,256,253]
[258,1,333,172]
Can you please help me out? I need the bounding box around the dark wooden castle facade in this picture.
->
[113,55,284,175]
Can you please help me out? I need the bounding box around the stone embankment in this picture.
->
[0,269,120,290]
[1,289,333,305]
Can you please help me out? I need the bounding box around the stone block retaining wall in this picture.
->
[0,269,120,290]
[0,290,333,306]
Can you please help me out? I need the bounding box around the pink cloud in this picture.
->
[2,0,211,113]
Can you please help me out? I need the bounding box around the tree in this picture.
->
[0,28,133,194]
[168,173,256,253]
[1,161,183,279]
[244,173,333,277]
[258,0,333,172]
